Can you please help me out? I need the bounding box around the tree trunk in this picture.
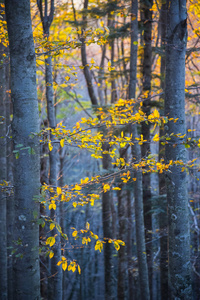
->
[45,45,62,300]
[5,1,40,299]
[117,180,127,300]
[129,0,150,299]
[36,1,62,297]
[140,2,153,296]
[159,3,168,299]
[0,22,7,299]
[102,142,115,300]
[165,1,192,298]
[80,0,98,106]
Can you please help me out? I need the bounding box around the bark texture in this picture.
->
[0,27,7,300]
[159,3,168,299]
[165,1,192,299]
[81,0,98,106]
[140,2,153,296]
[5,1,40,299]
[129,1,150,299]
[102,142,115,300]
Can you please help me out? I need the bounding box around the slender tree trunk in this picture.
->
[5,1,40,299]
[140,2,153,296]
[98,45,106,106]
[45,49,62,300]
[117,182,127,300]
[80,0,98,106]
[102,142,115,300]
[129,1,150,299]
[165,1,192,298]
[6,61,14,300]
[37,1,62,297]
[159,3,168,299]
[0,25,7,300]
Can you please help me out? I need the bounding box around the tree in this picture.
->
[5,0,40,299]
[0,3,7,298]
[165,0,192,298]
[129,0,150,299]
[36,1,62,298]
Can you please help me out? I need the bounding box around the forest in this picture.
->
[0,0,200,299]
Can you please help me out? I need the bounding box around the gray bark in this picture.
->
[129,0,150,299]
[165,1,192,298]
[5,41,14,300]
[102,142,115,300]
[45,38,62,300]
[117,182,127,300]
[0,26,7,300]
[80,0,98,106]
[5,0,40,299]
[159,3,168,299]
[36,1,62,297]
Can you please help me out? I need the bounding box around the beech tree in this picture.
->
[1,0,200,299]
[5,0,40,298]
[165,0,192,298]
[0,5,7,297]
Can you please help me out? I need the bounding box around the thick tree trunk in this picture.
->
[0,28,7,300]
[165,1,192,298]
[5,1,40,299]
[129,1,150,299]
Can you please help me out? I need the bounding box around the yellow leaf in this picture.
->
[62,260,68,271]
[116,239,125,246]
[90,58,95,64]
[74,184,81,191]
[114,241,120,251]
[60,139,65,148]
[153,109,160,118]
[90,231,98,240]
[76,122,80,130]
[95,240,103,252]
[57,260,62,266]
[112,187,121,190]
[72,230,78,237]
[120,142,126,148]
[49,251,54,259]
[103,183,110,193]
[78,265,81,274]
[49,200,56,210]
[73,202,77,208]
[86,222,90,230]
[56,223,62,233]
[153,133,159,142]
[61,194,66,201]
[108,61,111,67]
[50,223,55,231]
[46,236,56,247]
[81,177,89,184]
[48,141,53,151]
[100,20,104,27]
[57,187,62,195]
